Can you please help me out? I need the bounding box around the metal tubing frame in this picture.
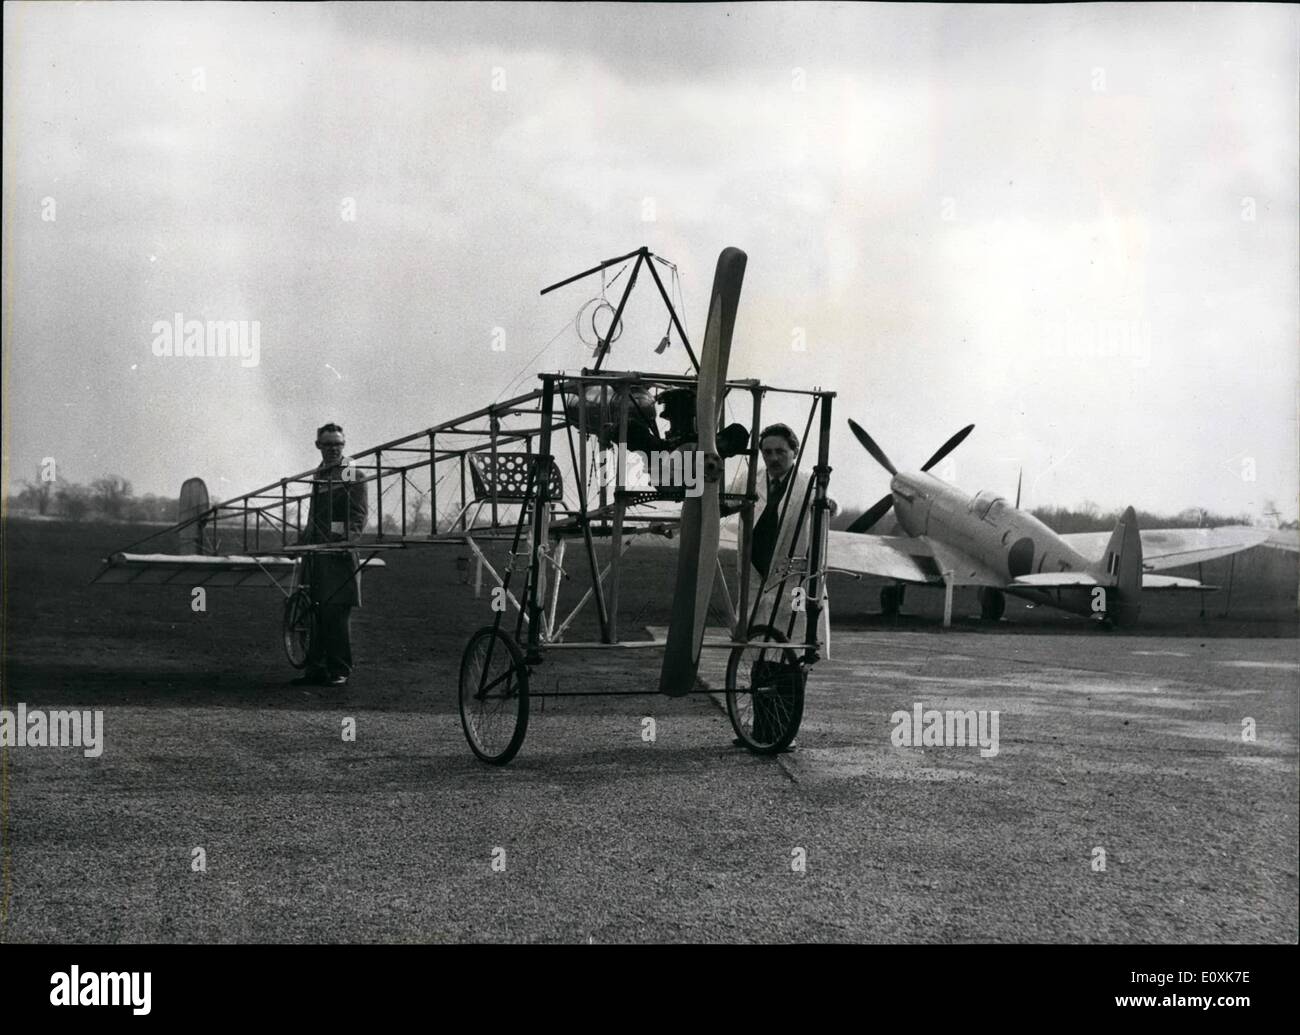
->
[734,385,762,637]
[750,393,820,633]
[803,392,834,663]
[642,254,699,372]
[525,379,556,662]
[99,245,839,684]
[592,251,643,372]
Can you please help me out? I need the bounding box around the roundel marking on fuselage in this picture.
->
[1008,537,1035,579]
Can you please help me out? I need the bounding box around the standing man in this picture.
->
[292,422,368,687]
[747,422,838,588]
[726,422,837,750]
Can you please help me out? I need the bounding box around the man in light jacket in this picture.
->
[293,422,368,687]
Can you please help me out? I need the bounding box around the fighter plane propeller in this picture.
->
[845,420,975,533]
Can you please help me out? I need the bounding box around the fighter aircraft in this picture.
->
[829,420,1272,626]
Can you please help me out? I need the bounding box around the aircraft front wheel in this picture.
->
[282,588,314,669]
[726,625,805,754]
[459,626,530,765]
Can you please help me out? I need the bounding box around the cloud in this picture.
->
[3,1,1295,521]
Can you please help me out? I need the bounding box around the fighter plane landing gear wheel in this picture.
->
[282,587,315,669]
[881,585,905,618]
[979,587,1006,621]
[459,626,530,765]
[726,625,805,755]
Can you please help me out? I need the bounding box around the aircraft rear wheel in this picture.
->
[726,626,805,755]
[979,587,1006,621]
[282,588,314,669]
[459,626,530,765]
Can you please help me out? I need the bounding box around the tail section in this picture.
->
[178,477,211,555]
[1096,505,1142,625]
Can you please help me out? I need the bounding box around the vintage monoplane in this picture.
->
[95,246,836,764]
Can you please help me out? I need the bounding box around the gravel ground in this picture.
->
[2,519,1295,942]
[3,630,1295,943]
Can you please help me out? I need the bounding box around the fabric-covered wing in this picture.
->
[93,552,385,590]
[1061,526,1272,572]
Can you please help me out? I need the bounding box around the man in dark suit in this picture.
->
[749,422,838,580]
[292,422,368,687]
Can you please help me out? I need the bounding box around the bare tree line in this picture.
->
[8,467,1292,533]
[8,472,197,524]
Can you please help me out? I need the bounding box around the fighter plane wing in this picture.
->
[1060,526,1272,572]
[922,537,1008,588]
[825,530,1005,588]
[825,529,946,584]
[726,525,945,583]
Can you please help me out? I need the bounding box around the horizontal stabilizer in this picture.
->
[1013,571,1214,591]
[1142,574,1215,591]
[1011,572,1100,588]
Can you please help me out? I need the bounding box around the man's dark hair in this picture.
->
[316,422,345,440]
[758,423,799,452]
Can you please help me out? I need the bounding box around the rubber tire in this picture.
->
[725,625,805,755]
[282,588,314,670]
[459,626,530,766]
[979,588,1006,622]
[881,585,904,617]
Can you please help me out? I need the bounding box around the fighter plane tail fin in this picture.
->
[1096,505,1142,624]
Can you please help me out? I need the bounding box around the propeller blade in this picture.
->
[920,424,975,473]
[660,246,745,696]
[1015,468,1023,509]
[847,419,897,476]
[846,494,894,533]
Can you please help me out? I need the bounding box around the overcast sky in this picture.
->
[4,1,1297,521]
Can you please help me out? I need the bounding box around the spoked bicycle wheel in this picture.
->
[282,587,314,669]
[459,625,530,765]
[725,625,805,754]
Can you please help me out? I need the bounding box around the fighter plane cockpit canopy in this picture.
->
[970,489,1006,520]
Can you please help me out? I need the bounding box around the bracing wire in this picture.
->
[492,316,580,405]
[493,259,636,401]
[658,254,738,428]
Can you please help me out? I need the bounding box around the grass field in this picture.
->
[6,516,1295,705]
[2,517,1296,942]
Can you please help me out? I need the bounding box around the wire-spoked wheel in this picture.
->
[726,625,805,754]
[459,626,530,765]
[282,587,315,669]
